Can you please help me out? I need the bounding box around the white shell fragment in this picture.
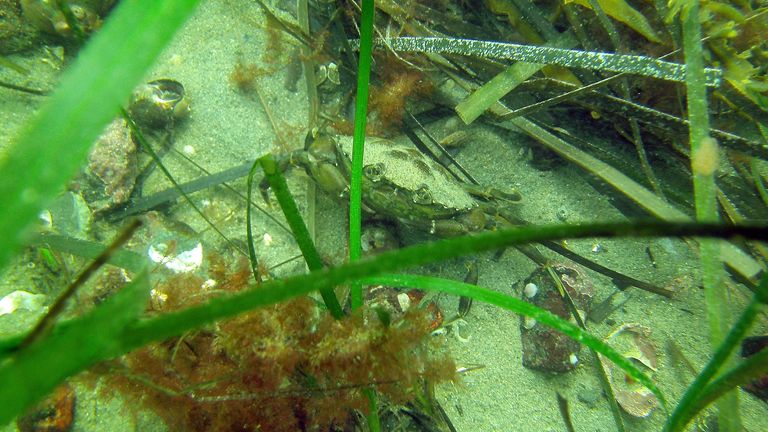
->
[523,282,538,298]
[0,290,47,316]
[396,292,412,312]
[523,316,537,329]
[148,241,203,273]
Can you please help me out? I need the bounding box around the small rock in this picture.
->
[742,335,768,402]
[85,119,138,212]
[519,264,594,373]
[0,290,46,316]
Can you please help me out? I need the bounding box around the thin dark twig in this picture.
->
[405,110,479,185]
[19,219,142,350]
[0,80,49,96]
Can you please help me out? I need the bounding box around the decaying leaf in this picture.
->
[565,0,662,43]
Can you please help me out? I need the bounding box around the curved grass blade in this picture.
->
[0,0,201,274]
[349,37,722,86]
[681,347,768,429]
[121,221,767,348]
[0,221,764,424]
[360,273,667,412]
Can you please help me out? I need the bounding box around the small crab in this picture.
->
[263,132,521,237]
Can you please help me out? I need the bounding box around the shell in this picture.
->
[600,323,660,417]
[128,79,190,130]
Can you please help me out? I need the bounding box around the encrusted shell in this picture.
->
[128,78,190,130]
[86,118,137,211]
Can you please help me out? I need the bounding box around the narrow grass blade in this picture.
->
[349,0,375,311]
[513,78,765,157]
[246,160,262,283]
[125,110,238,252]
[258,154,343,319]
[0,0,201,274]
[664,274,768,432]
[680,1,739,428]
[19,220,142,350]
[573,0,661,43]
[349,37,722,86]
[364,387,381,432]
[30,233,146,273]
[0,56,29,75]
[455,31,578,124]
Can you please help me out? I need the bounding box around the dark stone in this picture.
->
[741,335,768,402]
[519,264,594,373]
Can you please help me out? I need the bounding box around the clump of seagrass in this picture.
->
[103,255,456,431]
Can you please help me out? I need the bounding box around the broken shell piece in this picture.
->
[606,323,658,371]
[600,323,660,417]
[396,292,412,312]
[523,282,538,298]
[0,290,47,316]
[615,388,658,418]
[523,316,537,329]
[148,241,203,273]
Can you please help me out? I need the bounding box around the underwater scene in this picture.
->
[1,0,768,431]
